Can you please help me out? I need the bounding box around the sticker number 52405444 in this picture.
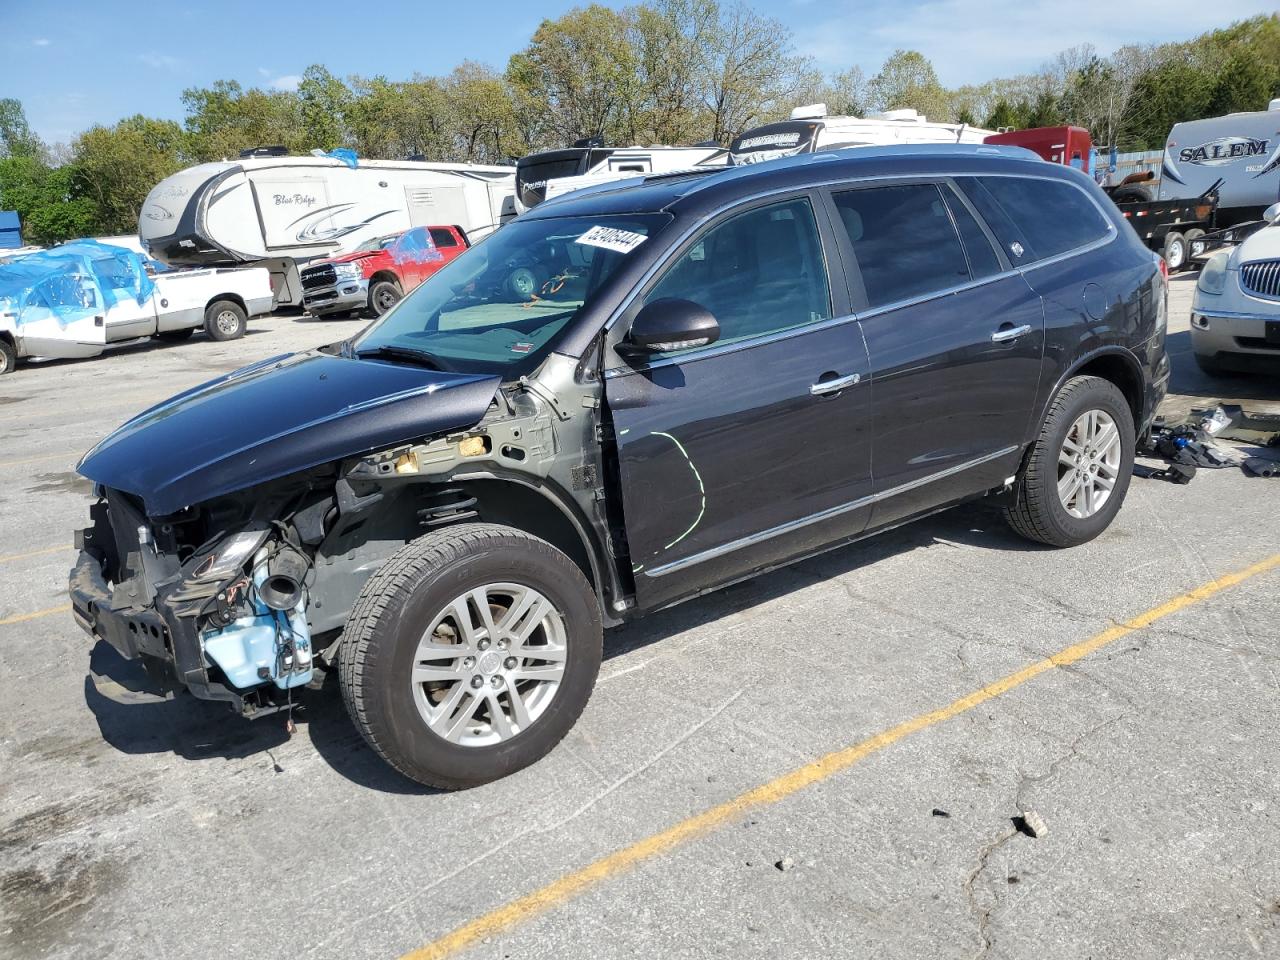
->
[575,225,648,254]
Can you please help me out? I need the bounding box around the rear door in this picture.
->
[604,193,873,611]
[824,179,1046,528]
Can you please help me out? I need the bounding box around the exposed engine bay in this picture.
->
[70,353,620,717]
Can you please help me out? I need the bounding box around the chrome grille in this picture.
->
[300,264,336,290]
[1240,259,1280,300]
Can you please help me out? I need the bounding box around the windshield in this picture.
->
[353,213,670,375]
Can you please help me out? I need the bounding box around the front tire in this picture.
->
[369,279,402,317]
[1161,232,1186,272]
[204,300,247,341]
[1004,376,1135,547]
[339,523,602,789]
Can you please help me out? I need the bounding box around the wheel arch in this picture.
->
[205,292,248,315]
[368,270,402,288]
[1038,347,1145,437]
[436,472,618,623]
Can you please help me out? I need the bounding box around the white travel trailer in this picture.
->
[1159,99,1280,225]
[729,104,995,165]
[515,144,727,213]
[140,154,516,306]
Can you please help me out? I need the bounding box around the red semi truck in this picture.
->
[299,225,469,317]
[985,126,1219,271]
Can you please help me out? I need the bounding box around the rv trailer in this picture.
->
[140,154,516,306]
[729,105,996,165]
[1160,100,1280,226]
[514,143,727,213]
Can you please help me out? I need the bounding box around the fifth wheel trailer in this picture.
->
[140,154,516,306]
[1160,100,1280,226]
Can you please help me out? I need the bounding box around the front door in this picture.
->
[824,179,1045,528]
[14,271,107,360]
[604,194,873,611]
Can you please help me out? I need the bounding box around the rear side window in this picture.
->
[429,228,458,248]
[832,183,970,309]
[942,188,1002,280]
[975,176,1112,261]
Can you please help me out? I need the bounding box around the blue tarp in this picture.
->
[0,211,21,250]
[389,226,443,265]
[0,238,154,328]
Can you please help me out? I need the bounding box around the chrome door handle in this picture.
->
[810,372,861,395]
[990,324,1032,343]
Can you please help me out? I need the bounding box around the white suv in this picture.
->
[1191,203,1280,375]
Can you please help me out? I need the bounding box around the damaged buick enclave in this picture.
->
[70,145,1169,788]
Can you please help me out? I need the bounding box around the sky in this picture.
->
[2,0,1274,145]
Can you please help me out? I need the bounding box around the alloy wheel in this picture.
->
[1057,409,1122,519]
[410,583,567,747]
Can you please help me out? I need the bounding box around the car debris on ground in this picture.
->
[1139,404,1280,484]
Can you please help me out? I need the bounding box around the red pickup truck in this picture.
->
[299,225,469,317]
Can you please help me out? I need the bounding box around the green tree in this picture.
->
[868,50,951,120]
[181,80,303,161]
[72,115,185,233]
[0,98,44,160]
[506,5,639,146]
[0,154,96,243]
[297,64,352,150]
[1206,49,1278,116]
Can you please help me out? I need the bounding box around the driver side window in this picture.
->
[642,197,831,353]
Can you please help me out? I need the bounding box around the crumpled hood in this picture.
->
[78,351,501,516]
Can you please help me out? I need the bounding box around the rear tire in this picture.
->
[339,523,602,789]
[204,300,247,341]
[0,338,16,375]
[1004,376,1135,548]
[155,327,195,343]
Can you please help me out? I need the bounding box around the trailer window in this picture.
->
[974,176,1112,260]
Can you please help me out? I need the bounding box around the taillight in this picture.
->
[1158,257,1169,281]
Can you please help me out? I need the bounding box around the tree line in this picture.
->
[2,2,1277,245]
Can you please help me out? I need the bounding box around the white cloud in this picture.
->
[269,74,302,92]
[137,52,181,70]
[794,0,1278,86]
[33,38,50,47]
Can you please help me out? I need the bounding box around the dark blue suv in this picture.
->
[71,145,1169,788]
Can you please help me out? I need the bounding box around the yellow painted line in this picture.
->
[404,552,1280,960]
[0,545,68,564]
[0,603,72,627]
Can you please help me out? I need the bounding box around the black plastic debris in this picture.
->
[1244,457,1280,478]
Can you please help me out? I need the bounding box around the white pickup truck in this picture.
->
[0,241,274,375]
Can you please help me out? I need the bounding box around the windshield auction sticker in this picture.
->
[575,225,647,254]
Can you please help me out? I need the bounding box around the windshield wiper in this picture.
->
[355,344,449,371]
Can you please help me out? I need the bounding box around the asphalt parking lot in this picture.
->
[2,277,1279,960]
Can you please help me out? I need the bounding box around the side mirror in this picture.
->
[622,298,720,355]
[1264,202,1280,225]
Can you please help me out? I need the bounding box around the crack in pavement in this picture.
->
[963,713,1128,959]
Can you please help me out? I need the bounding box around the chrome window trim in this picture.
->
[602,169,1113,377]
[644,444,1019,577]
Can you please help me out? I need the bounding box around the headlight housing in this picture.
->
[191,525,270,580]
[333,262,362,281]
[1197,251,1230,295]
